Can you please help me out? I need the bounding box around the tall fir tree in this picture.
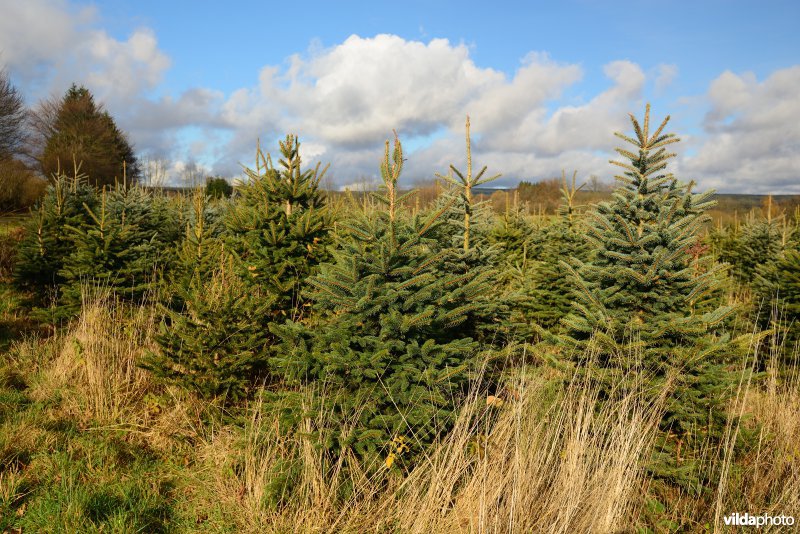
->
[559,105,738,490]
[271,134,490,468]
[41,85,140,187]
[225,135,333,322]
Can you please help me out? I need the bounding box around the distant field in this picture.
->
[0,215,28,233]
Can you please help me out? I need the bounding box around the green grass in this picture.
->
[0,338,194,533]
[0,214,27,234]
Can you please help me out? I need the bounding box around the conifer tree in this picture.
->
[57,186,172,317]
[485,191,536,277]
[559,105,737,489]
[225,135,332,321]
[14,173,98,303]
[271,134,489,467]
[431,116,505,343]
[40,85,140,187]
[514,171,589,333]
[753,247,800,356]
[730,207,784,285]
[142,192,273,400]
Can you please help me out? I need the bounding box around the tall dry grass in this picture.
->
[28,287,155,427]
[190,356,665,533]
[10,292,800,532]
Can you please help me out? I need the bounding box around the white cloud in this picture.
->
[0,0,95,83]
[682,66,800,193]
[654,63,678,92]
[217,37,645,187]
[0,0,169,102]
[80,28,170,101]
[3,0,797,193]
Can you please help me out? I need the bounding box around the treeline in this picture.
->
[7,107,800,528]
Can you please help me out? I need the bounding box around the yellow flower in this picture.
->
[385,453,396,468]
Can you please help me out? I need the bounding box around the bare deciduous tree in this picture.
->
[181,160,203,188]
[142,156,170,187]
[0,69,26,161]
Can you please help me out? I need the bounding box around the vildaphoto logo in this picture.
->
[723,512,795,528]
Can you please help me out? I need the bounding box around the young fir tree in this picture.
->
[559,105,737,490]
[485,191,536,277]
[431,116,505,343]
[729,205,784,285]
[225,135,332,322]
[57,186,168,317]
[142,192,273,400]
[753,246,800,357]
[271,134,489,468]
[514,171,589,334]
[14,173,98,292]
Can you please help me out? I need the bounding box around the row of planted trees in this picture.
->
[12,106,800,515]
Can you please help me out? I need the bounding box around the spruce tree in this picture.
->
[754,246,800,357]
[486,192,536,276]
[559,105,737,490]
[225,135,332,322]
[142,192,273,400]
[730,207,784,285]
[514,171,589,334]
[431,116,505,343]
[271,134,489,468]
[57,186,170,317]
[14,174,98,305]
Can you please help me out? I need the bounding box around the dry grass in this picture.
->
[28,288,155,427]
[4,293,800,532]
[185,357,665,533]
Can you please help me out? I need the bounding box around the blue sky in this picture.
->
[1,0,799,192]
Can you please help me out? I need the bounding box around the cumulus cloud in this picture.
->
[3,0,796,192]
[0,0,95,83]
[217,37,645,186]
[0,0,169,102]
[682,66,800,193]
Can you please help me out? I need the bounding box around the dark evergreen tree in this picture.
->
[205,176,233,199]
[225,135,333,322]
[142,192,273,400]
[558,105,738,490]
[40,85,140,187]
[271,134,489,468]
